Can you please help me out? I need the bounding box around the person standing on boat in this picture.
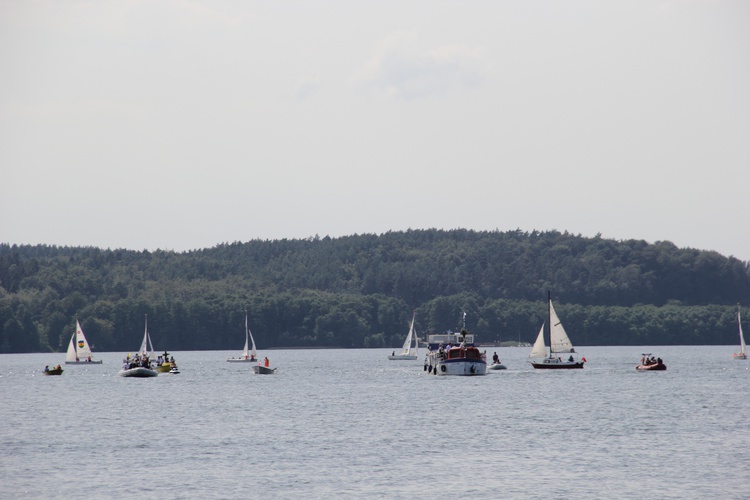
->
[264,357,269,367]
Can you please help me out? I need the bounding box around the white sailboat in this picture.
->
[529,292,585,369]
[65,318,103,364]
[119,314,158,377]
[138,314,155,358]
[389,312,418,360]
[227,310,257,362]
[733,305,747,360]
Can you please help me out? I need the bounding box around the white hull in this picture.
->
[388,355,417,360]
[227,358,257,363]
[435,359,486,375]
[65,360,103,365]
[488,362,507,370]
[119,367,158,378]
[425,351,486,376]
[732,353,747,360]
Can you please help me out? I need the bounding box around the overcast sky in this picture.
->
[2,1,749,261]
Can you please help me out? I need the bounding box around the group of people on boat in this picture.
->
[44,365,61,372]
[640,355,663,367]
[436,342,464,357]
[123,353,152,370]
[156,354,175,366]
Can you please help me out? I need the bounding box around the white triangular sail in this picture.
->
[400,313,417,356]
[74,320,93,359]
[242,313,250,358]
[549,300,575,353]
[65,332,78,362]
[529,322,547,358]
[739,307,747,355]
[247,312,257,359]
[139,315,153,357]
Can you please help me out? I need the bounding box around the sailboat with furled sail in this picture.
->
[733,304,747,360]
[65,318,103,364]
[529,292,585,369]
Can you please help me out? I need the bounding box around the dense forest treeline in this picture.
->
[1,229,749,353]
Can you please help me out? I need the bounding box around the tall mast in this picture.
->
[547,290,552,357]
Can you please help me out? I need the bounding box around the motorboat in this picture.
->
[636,355,666,371]
[252,365,276,374]
[424,313,487,376]
[119,366,158,377]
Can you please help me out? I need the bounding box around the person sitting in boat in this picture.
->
[392,351,395,356]
[55,364,61,370]
[264,357,270,367]
[492,352,500,364]
[87,355,91,362]
[44,365,49,372]
[568,355,574,362]
[170,356,175,364]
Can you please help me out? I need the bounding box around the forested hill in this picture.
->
[1,229,749,353]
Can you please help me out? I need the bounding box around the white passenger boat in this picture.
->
[424,313,487,376]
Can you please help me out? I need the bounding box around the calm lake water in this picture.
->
[1,346,748,499]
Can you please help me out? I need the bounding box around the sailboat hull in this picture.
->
[65,360,103,365]
[227,358,257,363]
[530,358,584,369]
[388,355,417,360]
[732,353,747,360]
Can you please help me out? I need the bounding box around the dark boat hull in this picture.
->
[252,365,277,374]
[530,362,584,369]
[43,369,64,375]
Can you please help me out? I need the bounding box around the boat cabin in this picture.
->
[446,346,483,360]
[427,332,475,350]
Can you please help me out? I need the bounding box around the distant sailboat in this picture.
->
[389,311,418,360]
[733,305,747,360]
[529,292,585,369]
[227,310,257,362]
[65,318,103,364]
[138,314,155,358]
